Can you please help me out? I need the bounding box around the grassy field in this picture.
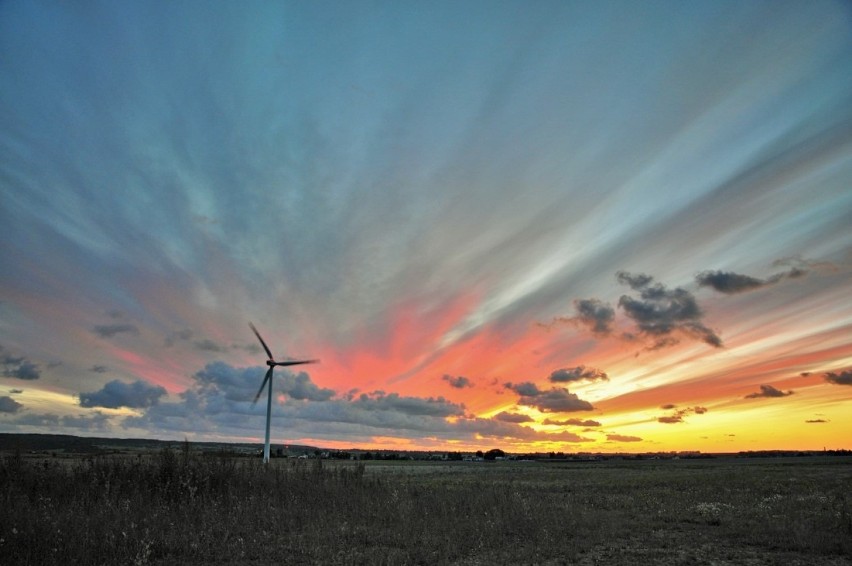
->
[1,450,850,565]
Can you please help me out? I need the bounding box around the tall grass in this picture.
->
[1,452,850,564]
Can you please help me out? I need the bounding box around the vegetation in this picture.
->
[1,449,850,565]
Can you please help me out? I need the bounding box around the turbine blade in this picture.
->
[273,359,320,367]
[249,322,274,360]
[252,367,274,405]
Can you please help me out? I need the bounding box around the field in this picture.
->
[1,450,850,565]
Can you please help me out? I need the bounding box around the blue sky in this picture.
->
[1,1,851,451]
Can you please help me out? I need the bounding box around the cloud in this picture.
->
[543,418,601,427]
[92,323,140,339]
[824,370,852,386]
[572,299,616,335]
[4,411,112,432]
[1,346,40,380]
[607,434,642,442]
[696,266,808,295]
[503,382,541,397]
[164,329,193,347]
[194,361,335,402]
[194,339,227,353]
[516,387,594,413]
[805,419,828,424]
[504,382,594,412]
[657,405,708,423]
[8,389,23,394]
[548,366,608,383]
[79,379,167,409]
[442,374,473,389]
[695,271,768,294]
[122,362,598,445]
[352,391,463,417]
[616,271,722,348]
[493,411,534,423]
[0,396,23,413]
[539,299,615,336]
[89,365,108,373]
[744,384,793,399]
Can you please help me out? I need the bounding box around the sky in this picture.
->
[1,1,851,454]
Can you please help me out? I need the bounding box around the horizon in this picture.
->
[1,2,851,454]
[4,431,850,456]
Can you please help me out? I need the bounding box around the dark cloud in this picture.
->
[572,298,616,336]
[194,362,335,402]
[539,299,615,336]
[493,411,533,423]
[616,271,722,348]
[504,381,594,413]
[693,406,708,414]
[516,387,594,413]
[9,412,111,432]
[0,396,23,413]
[120,362,600,445]
[696,271,767,294]
[352,392,463,417]
[543,417,601,427]
[503,381,541,397]
[824,370,852,386]
[8,389,23,394]
[92,323,139,339]
[805,419,828,424]
[286,373,336,402]
[1,346,40,380]
[549,366,608,383]
[607,434,642,442]
[442,374,473,389]
[89,365,108,373]
[696,266,808,295]
[59,412,111,432]
[79,379,167,409]
[660,403,677,410]
[745,384,793,399]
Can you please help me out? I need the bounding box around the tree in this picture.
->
[484,448,505,461]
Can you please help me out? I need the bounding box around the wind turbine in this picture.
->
[249,322,318,463]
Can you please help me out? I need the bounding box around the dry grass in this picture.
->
[1,450,850,565]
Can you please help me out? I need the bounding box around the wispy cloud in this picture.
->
[92,324,139,339]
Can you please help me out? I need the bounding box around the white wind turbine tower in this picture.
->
[249,322,319,464]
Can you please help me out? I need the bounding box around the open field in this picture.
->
[1,450,850,565]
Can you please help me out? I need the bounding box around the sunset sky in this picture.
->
[2,1,851,453]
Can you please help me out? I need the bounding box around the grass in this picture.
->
[1,450,850,565]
